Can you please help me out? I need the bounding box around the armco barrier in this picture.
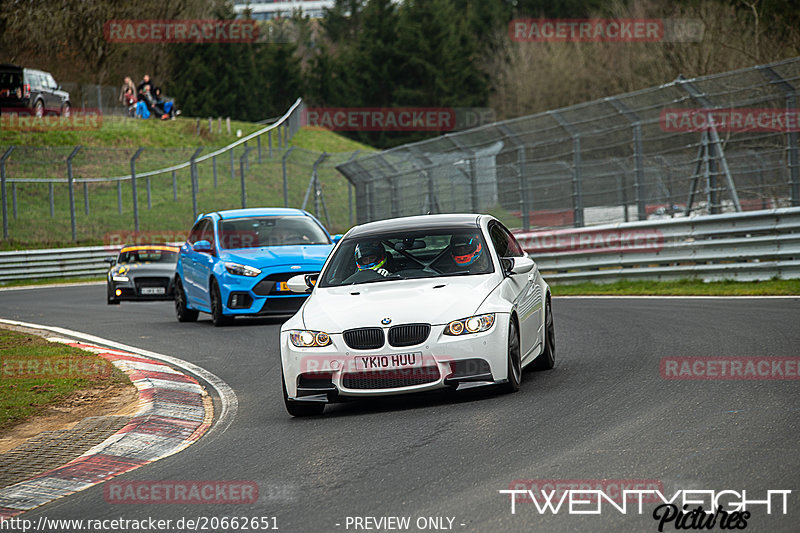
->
[515,207,800,283]
[0,245,122,282]
[1,207,798,284]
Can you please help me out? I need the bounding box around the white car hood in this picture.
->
[301,275,500,332]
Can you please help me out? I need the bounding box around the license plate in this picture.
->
[141,287,165,295]
[356,352,424,371]
[277,281,289,292]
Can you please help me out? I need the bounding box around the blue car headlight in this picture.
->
[225,262,261,277]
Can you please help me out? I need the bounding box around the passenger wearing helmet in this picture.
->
[447,233,490,272]
[354,241,393,277]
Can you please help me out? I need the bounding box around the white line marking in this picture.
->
[0,318,238,439]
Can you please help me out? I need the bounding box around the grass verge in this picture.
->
[550,278,800,296]
[0,328,128,430]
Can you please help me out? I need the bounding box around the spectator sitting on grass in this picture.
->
[153,87,178,119]
[123,87,137,117]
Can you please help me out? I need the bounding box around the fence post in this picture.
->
[83,182,89,215]
[11,183,16,220]
[277,124,282,150]
[212,155,217,188]
[282,146,296,208]
[1,146,14,239]
[607,97,646,221]
[345,151,360,225]
[240,147,253,208]
[312,152,329,223]
[244,141,249,172]
[49,182,54,217]
[269,130,273,159]
[230,148,235,180]
[117,181,123,214]
[226,117,231,135]
[549,111,584,227]
[67,145,82,242]
[130,147,144,233]
[172,170,177,200]
[190,147,203,219]
[758,66,799,206]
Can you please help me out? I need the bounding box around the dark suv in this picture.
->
[0,64,71,117]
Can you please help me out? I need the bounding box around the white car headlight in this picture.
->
[225,262,261,277]
[289,330,332,348]
[112,275,129,282]
[444,313,495,336]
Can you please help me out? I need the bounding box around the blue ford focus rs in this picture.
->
[174,208,339,326]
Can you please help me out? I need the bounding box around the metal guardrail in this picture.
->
[0,245,121,282]
[1,208,798,284]
[516,207,800,283]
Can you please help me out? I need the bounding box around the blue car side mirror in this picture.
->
[193,240,212,253]
[332,234,343,244]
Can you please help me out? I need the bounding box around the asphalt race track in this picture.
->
[1,285,799,532]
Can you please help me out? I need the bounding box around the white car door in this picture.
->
[489,223,542,358]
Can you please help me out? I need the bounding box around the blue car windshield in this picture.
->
[218,216,330,249]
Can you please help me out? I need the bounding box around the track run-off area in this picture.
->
[1,284,798,532]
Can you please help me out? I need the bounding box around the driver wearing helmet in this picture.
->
[354,241,393,277]
[449,233,489,271]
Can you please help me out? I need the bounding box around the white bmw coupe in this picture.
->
[279,214,555,416]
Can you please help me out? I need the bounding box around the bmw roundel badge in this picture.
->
[381,318,392,325]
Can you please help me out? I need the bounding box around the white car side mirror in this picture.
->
[287,273,317,293]
[503,256,534,275]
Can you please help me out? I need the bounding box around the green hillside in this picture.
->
[0,122,373,250]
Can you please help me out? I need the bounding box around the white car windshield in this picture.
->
[319,229,494,287]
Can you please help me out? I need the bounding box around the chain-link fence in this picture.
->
[0,99,364,244]
[337,57,800,230]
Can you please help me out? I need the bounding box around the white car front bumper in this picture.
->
[281,314,512,401]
